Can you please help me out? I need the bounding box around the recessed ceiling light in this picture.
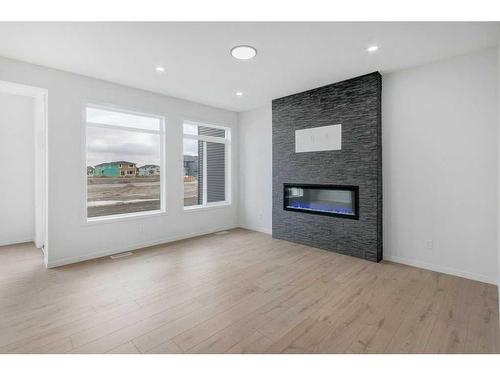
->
[236,91,243,97]
[231,45,257,60]
[155,66,165,72]
[367,45,379,53]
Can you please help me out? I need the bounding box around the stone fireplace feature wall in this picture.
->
[272,72,382,262]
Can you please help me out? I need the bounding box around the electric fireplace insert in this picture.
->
[283,183,359,219]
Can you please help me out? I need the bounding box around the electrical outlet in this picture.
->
[425,240,434,250]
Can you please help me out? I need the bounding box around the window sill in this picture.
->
[83,209,167,226]
[183,202,231,213]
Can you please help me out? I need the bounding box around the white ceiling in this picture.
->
[0,22,498,112]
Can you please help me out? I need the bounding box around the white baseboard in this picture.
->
[238,223,272,235]
[384,254,497,285]
[0,237,34,247]
[47,225,238,268]
[42,245,48,266]
[45,227,497,287]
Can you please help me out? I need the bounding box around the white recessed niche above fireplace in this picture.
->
[295,124,342,153]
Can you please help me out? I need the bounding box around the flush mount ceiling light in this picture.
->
[155,66,165,72]
[230,45,257,60]
[366,45,379,53]
[236,91,243,96]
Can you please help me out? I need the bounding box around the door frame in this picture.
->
[0,80,48,264]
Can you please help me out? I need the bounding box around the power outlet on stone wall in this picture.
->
[425,240,434,250]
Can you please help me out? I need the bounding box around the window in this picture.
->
[183,121,230,208]
[85,105,164,220]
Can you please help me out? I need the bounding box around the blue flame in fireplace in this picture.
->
[289,202,354,215]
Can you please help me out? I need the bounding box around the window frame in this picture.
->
[182,120,231,211]
[83,103,166,224]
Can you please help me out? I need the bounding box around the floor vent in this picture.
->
[110,252,134,259]
[214,231,229,236]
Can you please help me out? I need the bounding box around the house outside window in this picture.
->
[183,121,230,208]
[85,104,165,220]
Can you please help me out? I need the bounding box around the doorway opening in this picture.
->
[0,80,48,265]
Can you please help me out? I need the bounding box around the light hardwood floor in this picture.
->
[0,228,499,354]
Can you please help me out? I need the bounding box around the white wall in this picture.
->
[497,42,500,321]
[238,104,272,234]
[238,48,498,284]
[0,56,239,267]
[383,48,498,283]
[0,92,35,246]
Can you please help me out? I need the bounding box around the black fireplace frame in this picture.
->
[283,183,360,220]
